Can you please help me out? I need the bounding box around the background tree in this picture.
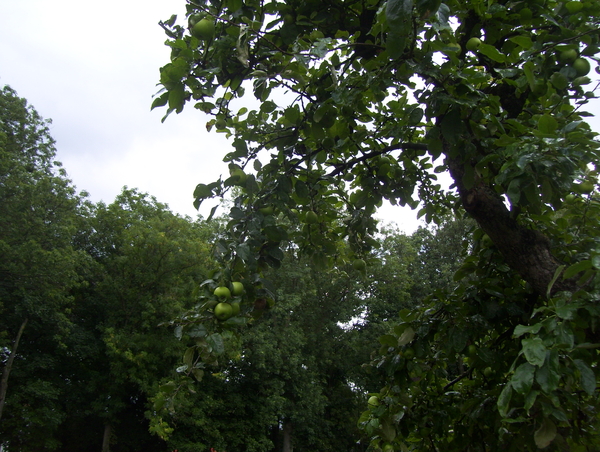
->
[0,85,87,449]
[160,247,371,452]
[155,0,600,450]
[57,188,215,452]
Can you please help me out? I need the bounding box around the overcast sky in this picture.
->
[1,1,599,233]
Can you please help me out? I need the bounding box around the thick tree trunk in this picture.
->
[102,423,111,452]
[282,420,293,452]
[0,318,28,423]
[446,152,576,298]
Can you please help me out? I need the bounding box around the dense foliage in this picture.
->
[1,86,472,452]
[0,86,215,451]
[0,85,87,449]
[154,0,600,450]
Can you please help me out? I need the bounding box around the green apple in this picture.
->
[192,18,215,40]
[259,205,274,215]
[352,259,367,272]
[230,168,247,186]
[445,42,461,54]
[215,118,227,129]
[466,37,482,52]
[214,302,233,320]
[214,286,231,300]
[305,210,319,224]
[577,181,594,194]
[230,301,241,316]
[367,395,379,407]
[559,48,578,64]
[573,57,591,76]
[231,281,244,296]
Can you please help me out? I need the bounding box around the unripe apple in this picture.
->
[231,281,244,296]
[466,37,482,52]
[214,286,231,300]
[559,48,578,64]
[192,18,215,40]
[367,395,379,407]
[305,210,319,224]
[573,57,591,76]
[352,259,367,272]
[214,302,233,320]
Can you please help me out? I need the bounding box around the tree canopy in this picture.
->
[155,0,600,450]
[0,86,86,448]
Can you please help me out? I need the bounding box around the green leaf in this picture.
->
[191,368,205,382]
[183,347,195,369]
[534,417,557,449]
[379,334,397,347]
[574,359,596,395]
[416,0,441,17]
[546,265,565,299]
[159,381,177,395]
[381,420,397,441]
[509,36,533,49]
[448,327,468,353]
[514,323,543,338]
[478,44,507,63]
[151,92,169,110]
[397,326,415,346]
[563,260,592,279]
[206,333,225,355]
[538,114,558,134]
[497,383,512,417]
[506,178,521,205]
[524,389,539,412]
[168,86,186,113]
[386,0,413,56]
[523,61,536,90]
[153,393,166,411]
[188,324,208,338]
[536,351,560,393]
[194,183,212,199]
[511,362,535,395]
[522,337,546,367]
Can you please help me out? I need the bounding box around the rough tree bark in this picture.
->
[445,146,576,298]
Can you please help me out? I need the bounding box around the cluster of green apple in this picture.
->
[557,47,592,78]
[212,281,245,321]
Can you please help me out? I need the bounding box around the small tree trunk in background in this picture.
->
[0,318,28,423]
[102,424,112,452]
[270,423,281,452]
[282,420,293,452]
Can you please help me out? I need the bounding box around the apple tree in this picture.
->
[155,0,600,449]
